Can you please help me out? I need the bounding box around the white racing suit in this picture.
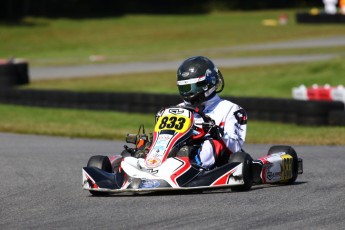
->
[182,94,247,169]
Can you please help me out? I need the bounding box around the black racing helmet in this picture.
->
[177,56,224,105]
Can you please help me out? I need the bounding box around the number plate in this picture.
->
[155,115,191,133]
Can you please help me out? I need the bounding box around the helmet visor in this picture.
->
[177,76,207,95]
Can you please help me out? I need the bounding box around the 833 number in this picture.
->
[158,116,186,131]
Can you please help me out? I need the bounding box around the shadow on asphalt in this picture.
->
[86,181,307,198]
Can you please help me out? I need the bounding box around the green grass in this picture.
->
[248,121,345,145]
[24,57,345,98]
[1,104,344,145]
[2,10,345,144]
[0,104,153,140]
[1,10,345,66]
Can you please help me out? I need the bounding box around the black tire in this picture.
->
[0,64,16,88]
[296,101,344,126]
[13,62,29,85]
[298,100,344,116]
[229,152,253,192]
[329,110,345,126]
[86,155,113,196]
[0,63,29,87]
[268,145,298,184]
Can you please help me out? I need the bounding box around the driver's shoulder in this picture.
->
[218,98,241,112]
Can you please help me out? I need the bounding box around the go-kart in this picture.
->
[82,105,303,195]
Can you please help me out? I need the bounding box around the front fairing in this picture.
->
[144,107,194,168]
[83,156,246,192]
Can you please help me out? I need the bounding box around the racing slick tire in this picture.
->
[229,152,253,192]
[87,155,113,196]
[268,145,298,184]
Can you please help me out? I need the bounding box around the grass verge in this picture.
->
[1,104,344,145]
[1,10,345,66]
[24,57,345,98]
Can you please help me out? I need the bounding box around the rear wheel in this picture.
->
[268,145,298,184]
[87,155,113,196]
[229,152,253,192]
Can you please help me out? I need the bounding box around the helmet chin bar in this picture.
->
[183,91,205,105]
[183,90,217,106]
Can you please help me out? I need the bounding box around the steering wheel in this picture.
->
[179,105,216,140]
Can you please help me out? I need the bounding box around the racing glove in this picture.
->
[202,117,224,140]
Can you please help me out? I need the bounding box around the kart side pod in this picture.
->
[258,145,303,185]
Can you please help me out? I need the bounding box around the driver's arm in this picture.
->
[221,108,247,153]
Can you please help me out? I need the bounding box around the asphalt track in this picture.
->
[1,133,344,229]
[30,35,345,80]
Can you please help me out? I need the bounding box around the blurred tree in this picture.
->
[0,0,324,22]
[0,0,125,21]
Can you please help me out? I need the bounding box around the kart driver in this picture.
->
[173,56,247,169]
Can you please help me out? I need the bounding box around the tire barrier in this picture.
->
[0,89,181,114]
[296,100,344,126]
[0,62,29,88]
[291,84,345,125]
[231,97,301,123]
[0,89,343,126]
[329,110,345,126]
[293,84,345,103]
[296,12,345,24]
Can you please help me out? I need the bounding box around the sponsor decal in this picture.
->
[182,72,189,77]
[145,157,161,168]
[265,163,274,180]
[267,170,281,180]
[147,168,159,174]
[153,140,169,155]
[280,154,293,180]
[205,69,212,76]
[264,153,292,182]
[158,134,173,141]
[153,145,166,156]
[234,109,248,125]
[156,139,169,146]
[265,162,281,181]
[169,108,185,115]
[140,180,160,188]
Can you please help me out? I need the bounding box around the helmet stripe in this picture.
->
[177,76,206,85]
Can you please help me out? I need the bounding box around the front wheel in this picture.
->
[229,152,253,192]
[268,145,299,184]
[86,155,113,196]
